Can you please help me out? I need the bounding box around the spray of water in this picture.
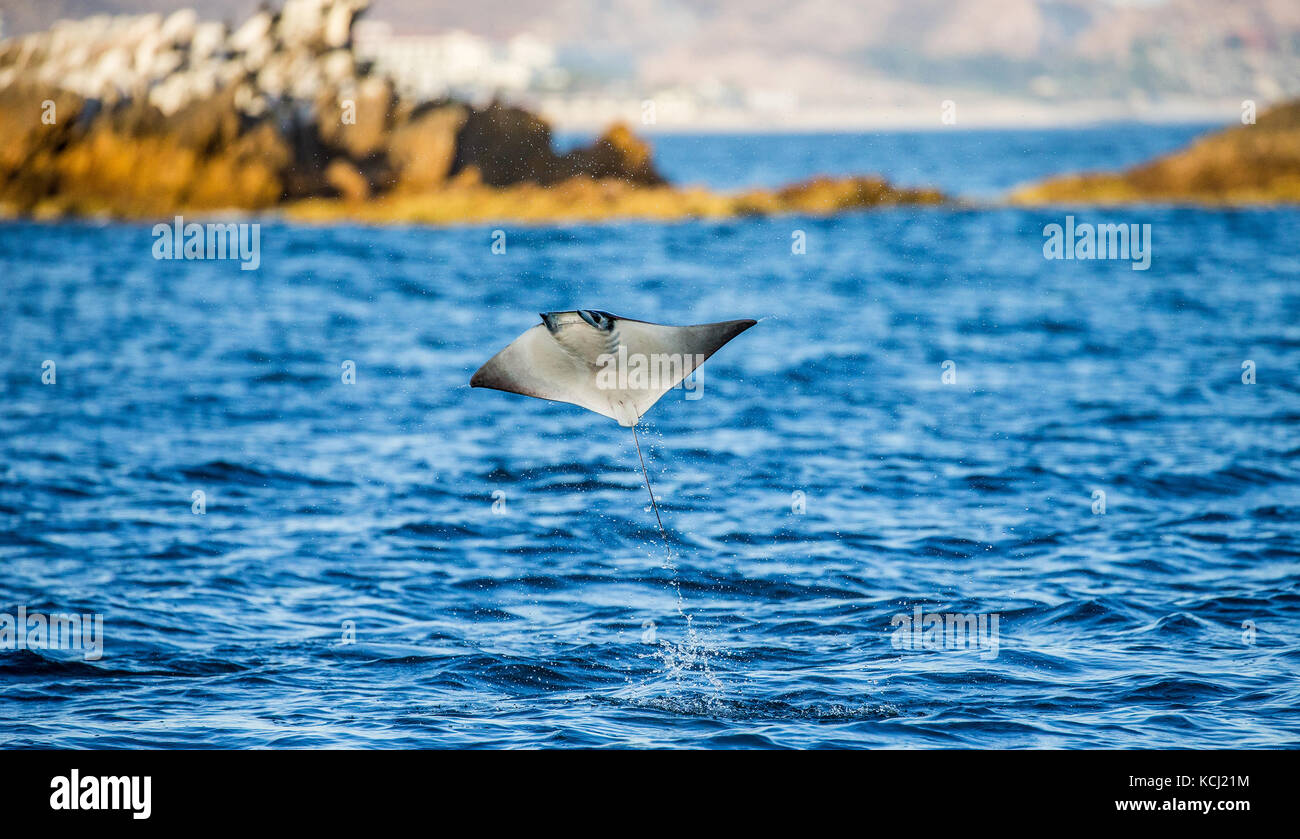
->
[632,424,723,694]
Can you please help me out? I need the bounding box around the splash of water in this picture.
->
[631,427,724,695]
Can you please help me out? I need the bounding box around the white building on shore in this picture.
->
[353,20,556,102]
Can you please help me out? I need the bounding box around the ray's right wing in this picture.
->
[611,316,757,420]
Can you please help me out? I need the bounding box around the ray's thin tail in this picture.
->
[631,424,720,691]
[632,424,670,558]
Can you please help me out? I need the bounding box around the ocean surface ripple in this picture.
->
[2,130,1299,748]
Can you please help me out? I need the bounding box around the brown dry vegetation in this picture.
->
[1011,100,1300,205]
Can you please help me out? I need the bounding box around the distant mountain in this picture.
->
[3,0,1297,126]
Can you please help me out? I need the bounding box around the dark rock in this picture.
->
[449,101,561,187]
[562,123,664,185]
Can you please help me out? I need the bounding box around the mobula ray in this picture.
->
[472,309,756,540]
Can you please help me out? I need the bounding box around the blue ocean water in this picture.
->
[1,125,1299,748]
[566,122,1219,196]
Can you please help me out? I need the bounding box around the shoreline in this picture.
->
[5,191,1299,230]
[1,1,1296,224]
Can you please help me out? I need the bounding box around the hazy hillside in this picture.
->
[3,0,1297,126]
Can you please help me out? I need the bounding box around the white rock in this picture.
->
[134,30,162,75]
[229,11,272,53]
[358,75,388,102]
[92,46,130,81]
[241,36,273,70]
[64,45,90,70]
[189,67,218,100]
[148,50,183,79]
[320,49,355,83]
[234,83,268,117]
[159,9,198,45]
[148,74,188,115]
[324,1,363,49]
[3,0,378,120]
[257,62,288,98]
[124,14,164,44]
[190,22,225,62]
[217,61,246,86]
[290,64,324,100]
[279,0,327,49]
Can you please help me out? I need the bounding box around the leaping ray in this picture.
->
[471,310,755,427]
[471,309,756,545]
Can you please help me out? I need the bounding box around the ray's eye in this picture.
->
[578,310,611,330]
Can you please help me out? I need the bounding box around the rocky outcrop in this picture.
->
[0,1,371,214]
[1011,100,1300,205]
[0,80,292,216]
[384,102,468,193]
[561,123,663,186]
[447,104,666,187]
[0,0,942,221]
